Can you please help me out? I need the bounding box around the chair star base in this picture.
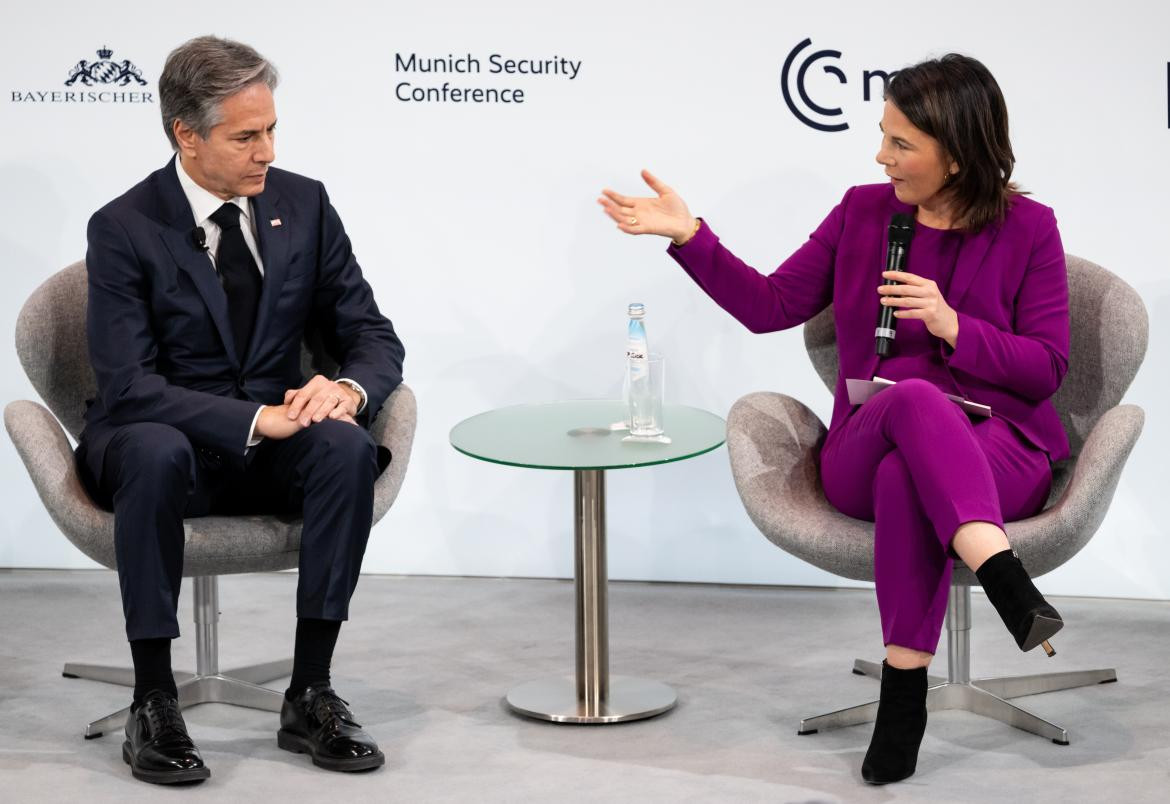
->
[62,576,292,739]
[796,586,1116,745]
[799,664,1116,744]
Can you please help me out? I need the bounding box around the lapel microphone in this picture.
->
[876,213,915,356]
[190,226,209,251]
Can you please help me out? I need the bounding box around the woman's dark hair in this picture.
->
[886,54,1019,232]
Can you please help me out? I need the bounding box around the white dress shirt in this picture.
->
[174,158,366,449]
[175,157,265,276]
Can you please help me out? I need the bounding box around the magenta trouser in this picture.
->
[820,379,1052,654]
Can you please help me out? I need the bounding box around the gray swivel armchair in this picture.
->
[726,254,1146,744]
[5,260,417,738]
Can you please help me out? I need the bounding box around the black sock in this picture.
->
[287,618,341,697]
[130,637,177,706]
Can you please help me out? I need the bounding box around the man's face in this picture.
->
[175,82,276,200]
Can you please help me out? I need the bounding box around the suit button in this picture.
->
[237,377,246,391]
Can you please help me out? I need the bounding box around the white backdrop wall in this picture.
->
[1,1,1166,598]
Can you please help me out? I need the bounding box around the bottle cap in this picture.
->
[628,303,645,318]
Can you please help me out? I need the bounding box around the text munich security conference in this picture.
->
[395,52,582,104]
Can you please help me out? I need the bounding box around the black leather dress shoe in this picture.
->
[122,690,209,784]
[278,685,384,772]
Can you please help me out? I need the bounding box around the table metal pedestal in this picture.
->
[505,469,676,724]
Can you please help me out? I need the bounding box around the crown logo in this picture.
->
[65,46,147,87]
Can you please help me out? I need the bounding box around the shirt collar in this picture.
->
[175,156,251,227]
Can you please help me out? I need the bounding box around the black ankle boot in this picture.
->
[975,549,1063,654]
[861,661,928,785]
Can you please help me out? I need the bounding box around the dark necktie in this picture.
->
[209,202,262,359]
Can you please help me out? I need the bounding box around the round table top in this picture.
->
[449,400,726,471]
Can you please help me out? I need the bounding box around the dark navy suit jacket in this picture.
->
[80,157,405,485]
[668,183,1070,461]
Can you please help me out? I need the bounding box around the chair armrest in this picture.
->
[1006,403,1145,577]
[726,392,875,581]
[727,391,827,492]
[3,399,115,567]
[369,383,417,522]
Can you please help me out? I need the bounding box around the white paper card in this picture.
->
[845,376,992,417]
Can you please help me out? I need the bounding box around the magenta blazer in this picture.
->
[668,183,1071,461]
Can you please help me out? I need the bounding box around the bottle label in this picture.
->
[627,337,648,382]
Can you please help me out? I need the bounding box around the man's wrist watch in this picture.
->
[336,380,363,412]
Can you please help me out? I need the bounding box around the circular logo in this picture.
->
[780,38,848,132]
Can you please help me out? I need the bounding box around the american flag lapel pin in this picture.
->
[270,218,282,227]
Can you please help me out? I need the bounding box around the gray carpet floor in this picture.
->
[0,570,1167,803]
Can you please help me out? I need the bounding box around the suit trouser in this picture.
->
[78,419,380,641]
[820,379,1052,654]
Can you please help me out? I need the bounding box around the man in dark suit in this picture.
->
[76,36,404,784]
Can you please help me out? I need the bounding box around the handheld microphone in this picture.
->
[875,213,915,356]
[191,226,208,251]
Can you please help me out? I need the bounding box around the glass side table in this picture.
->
[449,400,726,724]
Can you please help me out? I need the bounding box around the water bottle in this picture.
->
[625,303,655,434]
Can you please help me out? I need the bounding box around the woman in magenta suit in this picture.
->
[599,54,1068,784]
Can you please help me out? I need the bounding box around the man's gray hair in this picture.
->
[158,36,279,150]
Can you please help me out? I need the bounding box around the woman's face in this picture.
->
[875,100,958,214]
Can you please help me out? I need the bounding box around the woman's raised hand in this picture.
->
[599,170,697,244]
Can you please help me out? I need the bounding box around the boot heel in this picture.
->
[1022,613,1063,653]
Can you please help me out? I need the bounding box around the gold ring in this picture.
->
[628,217,638,225]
